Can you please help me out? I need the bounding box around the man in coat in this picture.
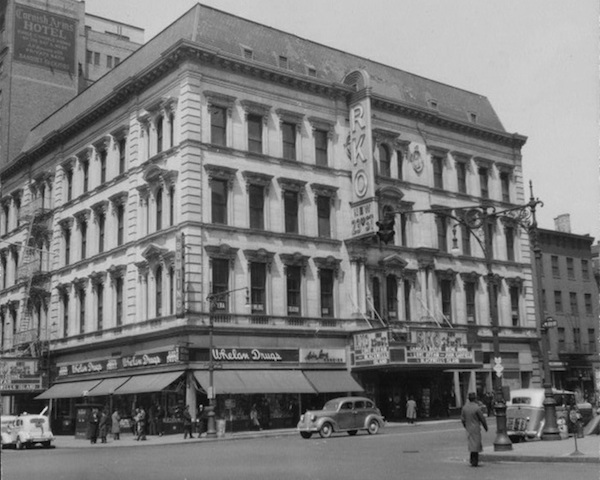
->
[461,392,488,467]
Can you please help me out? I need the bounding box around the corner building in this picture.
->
[0,4,541,430]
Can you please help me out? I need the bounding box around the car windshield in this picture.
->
[323,400,341,411]
[29,417,46,425]
[511,397,532,405]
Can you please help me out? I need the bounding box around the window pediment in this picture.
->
[204,164,237,186]
[277,177,306,193]
[205,244,239,261]
[244,248,275,270]
[280,252,309,274]
[313,255,342,276]
[109,191,128,206]
[242,171,273,192]
[204,90,236,108]
[241,99,271,117]
[311,183,338,199]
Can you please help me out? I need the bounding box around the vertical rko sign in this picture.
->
[346,82,378,239]
[13,5,77,74]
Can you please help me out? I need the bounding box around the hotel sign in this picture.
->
[14,5,77,74]
[0,358,45,392]
[353,331,390,366]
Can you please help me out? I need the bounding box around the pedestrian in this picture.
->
[182,405,194,439]
[99,408,109,443]
[156,403,165,437]
[250,404,261,430]
[111,408,121,440]
[88,408,100,444]
[406,396,417,424]
[135,407,147,441]
[461,392,488,467]
[148,403,157,436]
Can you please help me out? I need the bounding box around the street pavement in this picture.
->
[48,418,600,463]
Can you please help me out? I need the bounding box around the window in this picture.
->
[243,48,253,60]
[554,291,563,312]
[478,167,489,198]
[14,197,20,228]
[117,204,125,246]
[169,267,175,314]
[314,129,328,167]
[3,204,9,233]
[582,259,590,280]
[210,105,227,146]
[386,275,398,318]
[379,144,391,177]
[461,224,471,256]
[86,50,92,64]
[283,190,299,234]
[316,195,331,238]
[569,292,578,315]
[156,188,163,231]
[168,111,174,149]
[118,137,126,174]
[436,215,447,253]
[551,255,560,277]
[64,227,71,265]
[114,57,120,65]
[440,279,452,322]
[98,214,105,254]
[211,259,229,311]
[79,287,86,334]
[500,172,510,202]
[99,148,107,184]
[250,262,266,313]
[94,52,100,65]
[281,122,296,160]
[465,281,476,323]
[286,266,301,315]
[558,327,565,352]
[432,156,444,189]
[62,293,69,337]
[80,221,87,260]
[168,186,175,226]
[505,226,515,261]
[155,266,163,317]
[573,328,581,349]
[456,161,467,194]
[1,255,6,288]
[156,115,163,153]
[279,55,288,69]
[486,221,495,259]
[97,284,104,330]
[371,277,381,318]
[307,67,317,77]
[249,184,264,230]
[396,150,404,180]
[588,329,596,353]
[65,168,73,201]
[403,279,411,321]
[211,179,228,225]
[584,294,593,315]
[82,160,89,193]
[510,286,520,326]
[247,114,263,154]
[566,257,574,278]
[398,213,408,246]
[107,55,113,68]
[320,268,334,317]
[116,277,124,326]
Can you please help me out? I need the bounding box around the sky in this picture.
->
[85,0,600,240]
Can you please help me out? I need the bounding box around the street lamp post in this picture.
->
[383,181,551,451]
[205,287,249,438]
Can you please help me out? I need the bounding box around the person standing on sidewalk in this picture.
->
[99,408,109,443]
[182,405,194,439]
[88,408,100,444]
[155,403,165,437]
[111,409,121,440]
[461,392,488,467]
[406,396,417,424]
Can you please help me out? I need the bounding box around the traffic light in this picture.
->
[376,217,395,244]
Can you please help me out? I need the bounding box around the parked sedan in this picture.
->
[297,396,384,439]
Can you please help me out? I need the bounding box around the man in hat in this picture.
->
[461,392,488,467]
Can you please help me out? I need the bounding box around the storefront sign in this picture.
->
[300,348,346,364]
[13,4,77,74]
[0,358,45,392]
[211,348,298,363]
[406,330,474,364]
[57,348,184,377]
[353,331,390,366]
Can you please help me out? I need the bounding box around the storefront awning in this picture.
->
[113,371,185,395]
[88,377,131,396]
[35,380,102,400]
[194,370,317,395]
[303,370,364,393]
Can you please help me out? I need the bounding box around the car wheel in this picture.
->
[16,438,23,450]
[42,441,51,448]
[300,432,312,439]
[347,430,358,436]
[367,420,380,435]
[319,422,333,438]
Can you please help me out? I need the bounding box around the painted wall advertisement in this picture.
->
[0,358,45,392]
[353,331,390,366]
[14,4,77,74]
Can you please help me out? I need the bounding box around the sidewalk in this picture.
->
[50,420,600,464]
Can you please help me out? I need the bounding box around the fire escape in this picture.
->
[13,187,53,358]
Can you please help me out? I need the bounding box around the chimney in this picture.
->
[554,214,571,233]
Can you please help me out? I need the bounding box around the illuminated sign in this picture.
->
[406,330,475,364]
[13,5,77,74]
[353,331,390,366]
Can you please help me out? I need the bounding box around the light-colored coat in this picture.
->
[406,399,417,420]
[111,411,121,435]
[461,400,488,452]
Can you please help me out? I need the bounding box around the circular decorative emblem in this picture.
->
[410,148,424,174]
[354,170,368,197]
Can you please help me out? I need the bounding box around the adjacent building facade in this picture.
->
[1,2,544,431]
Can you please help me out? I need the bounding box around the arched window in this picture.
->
[379,144,391,177]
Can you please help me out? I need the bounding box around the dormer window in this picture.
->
[307,66,317,77]
[243,47,253,60]
[279,55,288,69]
[469,112,478,123]
[428,99,438,110]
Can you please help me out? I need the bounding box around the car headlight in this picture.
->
[310,415,317,422]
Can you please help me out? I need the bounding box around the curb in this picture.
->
[480,453,600,464]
